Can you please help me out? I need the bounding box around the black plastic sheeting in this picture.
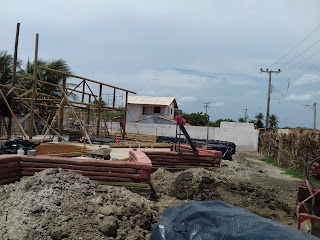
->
[157,136,236,160]
[89,138,116,144]
[0,137,40,154]
[150,201,319,240]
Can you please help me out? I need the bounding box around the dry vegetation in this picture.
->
[259,132,320,173]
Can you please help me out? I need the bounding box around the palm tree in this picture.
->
[255,112,264,128]
[238,117,245,122]
[0,50,22,85]
[269,114,279,128]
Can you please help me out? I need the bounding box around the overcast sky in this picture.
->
[1,0,320,128]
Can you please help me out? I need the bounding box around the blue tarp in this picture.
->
[150,201,319,240]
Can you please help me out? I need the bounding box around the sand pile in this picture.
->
[0,169,159,240]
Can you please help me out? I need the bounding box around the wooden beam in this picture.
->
[28,33,39,139]
[122,91,128,138]
[12,90,65,140]
[96,83,102,137]
[87,95,91,126]
[0,89,28,139]
[38,65,136,94]
[8,23,20,139]
[58,75,66,142]
[113,88,116,108]
[59,86,92,145]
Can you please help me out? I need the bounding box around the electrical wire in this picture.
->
[269,23,320,68]
[283,48,320,71]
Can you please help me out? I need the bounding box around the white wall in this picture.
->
[125,121,259,151]
[127,103,175,121]
[127,104,143,122]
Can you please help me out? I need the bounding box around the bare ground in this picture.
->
[0,150,302,239]
[152,151,300,226]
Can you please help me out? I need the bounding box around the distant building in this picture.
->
[127,96,178,122]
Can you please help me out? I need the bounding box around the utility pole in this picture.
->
[260,68,281,130]
[244,109,248,122]
[204,102,211,143]
[314,102,317,131]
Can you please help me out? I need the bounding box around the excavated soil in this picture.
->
[152,152,300,226]
[0,151,301,239]
[0,169,159,240]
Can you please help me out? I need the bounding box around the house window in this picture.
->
[171,108,173,115]
[154,107,161,114]
[142,106,146,115]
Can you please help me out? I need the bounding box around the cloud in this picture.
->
[292,74,320,87]
[212,101,224,107]
[286,94,313,102]
[177,96,197,105]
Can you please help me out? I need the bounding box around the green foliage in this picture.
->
[210,118,235,127]
[176,110,234,127]
[0,50,22,85]
[181,112,209,126]
[255,112,265,128]
[238,117,245,122]
[269,114,279,128]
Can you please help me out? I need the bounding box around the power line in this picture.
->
[282,47,320,71]
[269,23,320,68]
[273,87,310,106]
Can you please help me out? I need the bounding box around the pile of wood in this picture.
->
[141,145,222,170]
[125,133,158,143]
[259,132,320,173]
[0,155,20,185]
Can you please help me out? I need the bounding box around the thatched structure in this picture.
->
[259,132,320,173]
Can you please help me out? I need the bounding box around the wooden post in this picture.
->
[87,95,91,126]
[8,23,20,139]
[28,33,39,139]
[58,74,66,142]
[0,89,28,138]
[122,91,128,138]
[96,84,102,137]
[82,80,85,103]
[113,88,116,108]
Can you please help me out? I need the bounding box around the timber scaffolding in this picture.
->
[0,23,136,143]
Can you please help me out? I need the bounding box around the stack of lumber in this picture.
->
[126,133,158,143]
[141,145,222,169]
[110,142,171,148]
[0,155,20,185]
[19,155,152,184]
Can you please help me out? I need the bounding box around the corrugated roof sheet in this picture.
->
[127,96,178,108]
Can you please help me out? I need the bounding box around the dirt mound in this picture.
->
[0,169,159,240]
[151,154,298,226]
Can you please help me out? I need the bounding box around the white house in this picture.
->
[127,96,178,122]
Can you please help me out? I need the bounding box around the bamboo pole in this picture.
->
[59,86,92,145]
[12,90,65,140]
[96,83,102,137]
[8,23,20,139]
[58,75,66,142]
[28,33,39,139]
[122,91,129,138]
[0,89,28,138]
[38,65,136,94]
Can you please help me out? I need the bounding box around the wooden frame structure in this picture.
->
[0,23,136,142]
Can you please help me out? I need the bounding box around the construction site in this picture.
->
[1,24,320,240]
